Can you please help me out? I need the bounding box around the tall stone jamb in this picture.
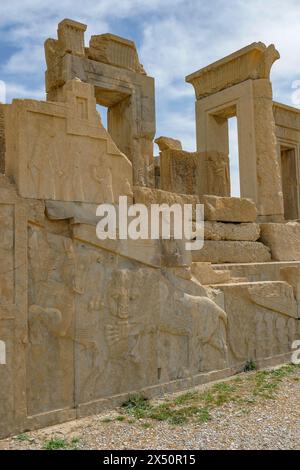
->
[186,42,284,220]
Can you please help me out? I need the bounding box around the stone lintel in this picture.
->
[186,42,279,99]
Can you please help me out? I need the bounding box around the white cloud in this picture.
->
[4,82,45,102]
[3,44,45,74]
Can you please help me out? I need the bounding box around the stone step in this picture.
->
[191,261,248,286]
[200,195,257,222]
[260,222,300,261]
[192,240,271,264]
[213,260,300,283]
[204,221,260,241]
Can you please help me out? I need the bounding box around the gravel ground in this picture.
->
[1,366,299,450]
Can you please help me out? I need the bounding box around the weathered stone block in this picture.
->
[260,222,300,261]
[192,241,271,263]
[201,195,257,222]
[88,33,145,74]
[191,262,231,285]
[5,80,133,204]
[204,221,260,241]
[160,149,201,196]
[155,136,182,151]
[186,42,280,99]
[216,281,299,365]
[46,200,99,225]
[133,186,199,208]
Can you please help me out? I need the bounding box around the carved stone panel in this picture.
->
[5,80,133,204]
[27,225,75,416]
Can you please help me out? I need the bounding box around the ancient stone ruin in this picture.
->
[0,19,300,438]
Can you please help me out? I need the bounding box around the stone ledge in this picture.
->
[201,195,257,222]
[204,221,260,241]
[192,240,271,264]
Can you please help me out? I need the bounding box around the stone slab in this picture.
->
[45,200,99,225]
[260,222,300,261]
[204,221,260,241]
[192,241,271,263]
[213,261,300,282]
[191,262,231,285]
[72,224,191,268]
[133,186,199,207]
[200,195,257,222]
[213,281,299,366]
[155,136,182,151]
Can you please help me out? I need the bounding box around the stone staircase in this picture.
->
[189,194,300,366]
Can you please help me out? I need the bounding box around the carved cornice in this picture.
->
[186,42,280,99]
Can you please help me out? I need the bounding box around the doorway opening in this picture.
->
[280,145,299,220]
[228,116,240,197]
[96,104,107,129]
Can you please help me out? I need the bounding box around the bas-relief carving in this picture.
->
[158,273,228,376]
[8,203,300,429]
[186,42,280,99]
[220,282,300,364]
[27,114,125,203]
[90,161,114,203]
[206,152,230,197]
[68,239,230,403]
[247,282,298,317]
[160,149,201,196]
[27,225,75,415]
[5,80,133,204]
[74,249,159,402]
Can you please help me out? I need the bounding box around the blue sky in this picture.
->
[1,0,300,195]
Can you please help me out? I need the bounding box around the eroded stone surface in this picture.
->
[192,241,271,263]
[216,281,299,365]
[133,186,199,210]
[204,221,260,241]
[260,222,300,261]
[160,149,201,196]
[192,262,231,285]
[155,136,182,151]
[45,20,155,187]
[201,195,257,222]
[1,21,300,441]
[5,80,133,204]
